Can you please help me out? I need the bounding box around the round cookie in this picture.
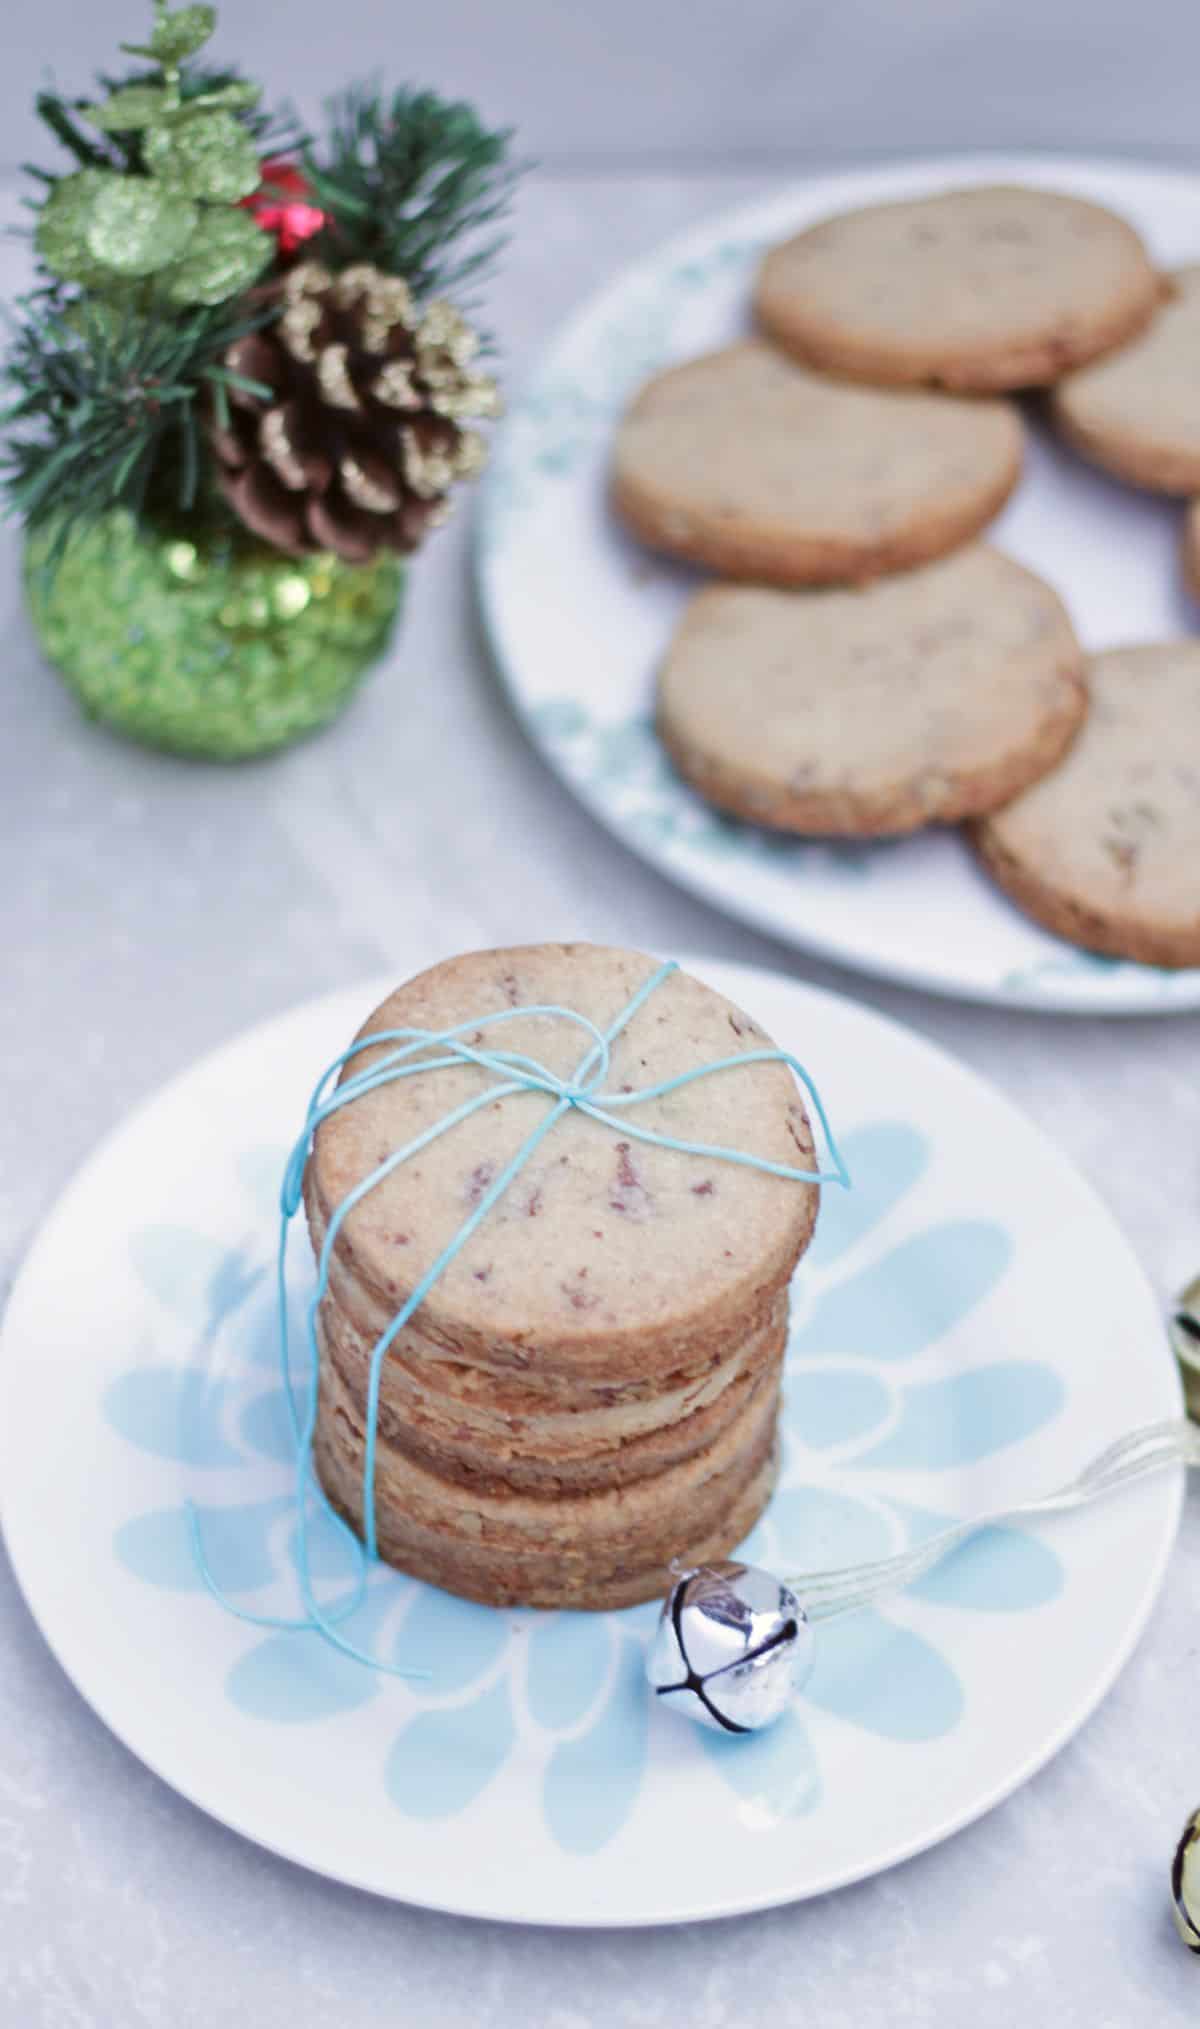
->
[755,185,1161,392]
[655,546,1086,837]
[315,1353,781,1611]
[306,943,820,1381]
[317,1274,789,1493]
[611,340,1022,585]
[1052,266,1200,494]
[973,642,1200,968]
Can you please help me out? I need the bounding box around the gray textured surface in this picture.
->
[2,170,1200,2024]
[6,0,1200,172]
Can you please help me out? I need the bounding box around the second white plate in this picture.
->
[477,153,1200,1013]
[0,957,1183,1923]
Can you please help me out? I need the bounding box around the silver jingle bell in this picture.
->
[646,1560,814,1734]
[1170,1275,1200,1422]
[1172,1809,1200,1953]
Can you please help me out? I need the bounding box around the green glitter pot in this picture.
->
[24,510,404,760]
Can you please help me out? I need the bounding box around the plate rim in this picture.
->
[474,148,1200,1017]
[0,955,1184,1925]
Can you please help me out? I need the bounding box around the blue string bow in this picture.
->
[189,959,849,1674]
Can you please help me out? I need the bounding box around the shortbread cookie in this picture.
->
[611,341,1022,584]
[1052,266,1200,493]
[656,546,1085,836]
[317,1286,789,1493]
[756,185,1160,391]
[974,643,1200,967]
[305,944,826,1607]
[314,1371,779,1606]
[315,1353,781,1610]
[307,944,818,1378]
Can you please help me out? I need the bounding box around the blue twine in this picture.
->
[188,959,849,1675]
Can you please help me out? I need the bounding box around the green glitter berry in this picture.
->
[25,511,404,760]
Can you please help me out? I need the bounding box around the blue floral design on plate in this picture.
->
[523,699,887,882]
[105,1118,1064,1854]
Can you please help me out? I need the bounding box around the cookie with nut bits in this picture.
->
[756,185,1161,391]
[611,340,1022,585]
[1053,266,1200,494]
[655,546,1086,837]
[973,643,1200,967]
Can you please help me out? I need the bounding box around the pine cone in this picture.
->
[211,261,501,562]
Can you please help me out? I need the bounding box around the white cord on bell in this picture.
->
[648,1416,1199,1734]
[798,1416,1200,1623]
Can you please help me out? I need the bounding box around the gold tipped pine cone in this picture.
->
[212,261,501,562]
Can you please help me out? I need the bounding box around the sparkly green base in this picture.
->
[25,511,404,760]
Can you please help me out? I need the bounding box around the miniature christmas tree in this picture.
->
[2,1,518,757]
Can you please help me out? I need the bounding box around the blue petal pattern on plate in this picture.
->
[804,1610,965,1741]
[771,1485,893,1568]
[793,1221,1013,1362]
[239,1383,306,1463]
[542,1637,649,1856]
[804,1122,930,1268]
[285,1502,365,1583]
[784,1367,892,1449]
[109,1112,1065,1852]
[396,1585,511,1696]
[246,1291,310,1368]
[130,1225,264,1328]
[852,1363,1065,1470]
[890,1502,1064,1611]
[116,1496,294,1592]
[699,1707,822,1822]
[227,1584,396,1724]
[103,1367,242,1466]
[386,1678,516,1818]
[526,1612,612,1732]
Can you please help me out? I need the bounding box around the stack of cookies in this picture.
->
[612,183,1200,968]
[305,943,820,1609]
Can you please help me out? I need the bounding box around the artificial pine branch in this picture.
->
[1,289,273,553]
[304,84,521,301]
[108,64,303,157]
[5,10,515,563]
[31,90,118,174]
[27,66,302,187]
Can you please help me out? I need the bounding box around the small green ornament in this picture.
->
[25,509,404,761]
[123,3,218,65]
[34,170,115,286]
[85,176,199,275]
[183,80,262,115]
[34,3,270,308]
[83,83,170,131]
[160,206,270,306]
[145,108,260,201]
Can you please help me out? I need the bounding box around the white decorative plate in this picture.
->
[0,959,1183,1925]
[476,153,1200,1013]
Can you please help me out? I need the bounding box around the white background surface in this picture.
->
[6,0,1200,173]
[2,3,1200,2012]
